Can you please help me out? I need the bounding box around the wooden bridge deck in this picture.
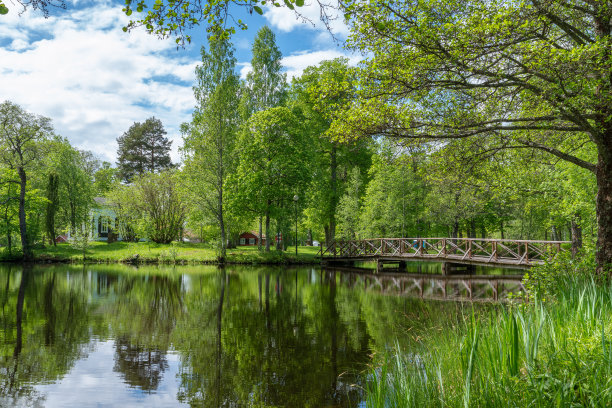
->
[320,238,569,268]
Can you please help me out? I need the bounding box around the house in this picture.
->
[88,197,119,241]
[238,231,266,246]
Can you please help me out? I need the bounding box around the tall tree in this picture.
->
[291,59,371,245]
[117,117,172,183]
[243,25,287,248]
[182,35,241,259]
[246,26,286,113]
[0,101,52,260]
[335,0,612,273]
[228,106,312,251]
[44,172,59,246]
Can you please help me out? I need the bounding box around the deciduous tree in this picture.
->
[335,0,612,273]
[0,101,52,259]
[182,35,241,259]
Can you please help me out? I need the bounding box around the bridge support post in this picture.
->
[376,259,382,274]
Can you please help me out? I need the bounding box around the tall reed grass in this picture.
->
[365,276,612,407]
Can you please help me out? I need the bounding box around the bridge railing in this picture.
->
[320,238,569,266]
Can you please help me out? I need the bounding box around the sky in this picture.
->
[0,0,359,164]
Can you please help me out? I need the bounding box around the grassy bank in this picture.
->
[8,241,322,264]
[366,276,612,407]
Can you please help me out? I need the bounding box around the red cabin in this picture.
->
[238,231,266,246]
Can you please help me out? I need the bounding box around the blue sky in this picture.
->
[0,0,358,163]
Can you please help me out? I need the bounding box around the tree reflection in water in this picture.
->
[0,263,477,407]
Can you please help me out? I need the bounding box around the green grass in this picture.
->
[365,276,612,407]
[24,241,322,264]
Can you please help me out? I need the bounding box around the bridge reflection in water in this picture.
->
[327,267,525,302]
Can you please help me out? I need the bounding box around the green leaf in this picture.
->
[295,0,304,6]
[0,5,8,15]
[122,26,128,32]
[253,5,263,14]
[125,8,133,16]
[283,0,294,10]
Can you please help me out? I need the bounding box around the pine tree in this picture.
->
[117,117,172,183]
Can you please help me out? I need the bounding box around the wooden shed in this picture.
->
[238,231,266,246]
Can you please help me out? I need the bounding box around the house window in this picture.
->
[240,238,245,245]
[101,217,109,234]
[249,238,255,245]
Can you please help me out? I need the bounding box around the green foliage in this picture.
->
[366,277,612,407]
[245,26,286,114]
[227,106,313,250]
[108,170,186,244]
[181,34,241,258]
[524,250,597,301]
[70,228,90,261]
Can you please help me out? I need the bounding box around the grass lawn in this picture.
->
[27,241,322,264]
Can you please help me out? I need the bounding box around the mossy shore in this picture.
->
[1,242,323,265]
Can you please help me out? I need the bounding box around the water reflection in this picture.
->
[0,263,508,407]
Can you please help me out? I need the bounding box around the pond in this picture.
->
[0,263,521,407]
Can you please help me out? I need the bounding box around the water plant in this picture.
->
[365,276,612,407]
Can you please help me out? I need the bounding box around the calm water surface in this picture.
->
[0,263,516,407]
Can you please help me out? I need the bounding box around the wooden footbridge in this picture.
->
[320,238,569,269]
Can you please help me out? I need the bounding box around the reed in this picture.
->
[365,276,612,407]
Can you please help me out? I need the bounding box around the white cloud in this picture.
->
[0,2,198,163]
[238,62,253,80]
[263,0,349,39]
[282,49,361,80]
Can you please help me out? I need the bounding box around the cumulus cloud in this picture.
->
[263,0,349,39]
[282,49,360,80]
[0,2,199,163]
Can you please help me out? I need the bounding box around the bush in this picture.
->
[523,250,595,301]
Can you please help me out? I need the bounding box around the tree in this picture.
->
[44,172,59,246]
[117,117,172,183]
[0,101,52,260]
[228,107,312,251]
[245,26,286,113]
[45,138,95,234]
[182,35,241,259]
[0,168,19,255]
[242,25,287,248]
[291,59,372,245]
[334,0,611,273]
[93,162,119,196]
[109,171,186,244]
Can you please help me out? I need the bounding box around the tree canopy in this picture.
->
[117,117,172,183]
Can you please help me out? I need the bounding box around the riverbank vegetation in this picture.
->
[24,242,321,264]
[366,255,612,407]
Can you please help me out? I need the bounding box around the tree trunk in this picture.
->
[571,213,583,258]
[329,145,337,243]
[17,167,30,261]
[468,219,476,238]
[500,220,505,240]
[258,216,263,251]
[596,148,612,274]
[265,205,271,252]
[218,181,226,260]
